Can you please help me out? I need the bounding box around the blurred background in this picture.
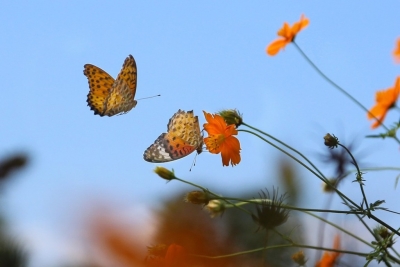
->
[1,1,400,266]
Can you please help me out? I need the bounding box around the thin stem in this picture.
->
[339,192,389,255]
[193,243,369,259]
[223,198,363,215]
[342,167,400,179]
[339,143,370,212]
[390,246,400,259]
[173,176,204,190]
[173,177,252,215]
[369,214,400,236]
[220,197,372,247]
[242,122,326,179]
[238,128,360,209]
[303,209,372,247]
[355,212,376,240]
[338,185,400,236]
[292,41,400,144]
[237,130,322,178]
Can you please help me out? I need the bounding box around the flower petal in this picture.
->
[266,39,289,56]
[393,38,400,63]
[315,235,340,267]
[368,104,385,119]
[367,77,400,128]
[224,124,238,136]
[203,111,241,167]
[266,15,309,56]
[220,136,241,166]
[277,22,291,38]
[371,109,388,129]
[292,14,309,35]
[203,111,228,135]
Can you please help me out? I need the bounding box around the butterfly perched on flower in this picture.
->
[143,110,203,162]
[83,55,137,116]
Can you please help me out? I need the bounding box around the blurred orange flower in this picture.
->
[147,243,187,267]
[203,111,241,166]
[90,214,146,267]
[315,235,340,267]
[394,38,400,63]
[367,77,400,129]
[164,244,187,267]
[88,209,189,267]
[266,14,309,56]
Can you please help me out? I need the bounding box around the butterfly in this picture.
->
[143,110,203,162]
[83,55,137,116]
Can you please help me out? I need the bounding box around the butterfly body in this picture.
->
[83,55,137,116]
[144,110,203,162]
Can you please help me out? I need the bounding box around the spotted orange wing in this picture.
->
[143,110,203,162]
[83,64,115,116]
[115,55,137,94]
[83,55,137,116]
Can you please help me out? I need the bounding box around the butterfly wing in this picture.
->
[143,110,203,162]
[116,55,137,100]
[101,55,138,116]
[167,109,203,148]
[83,64,115,116]
[103,79,137,116]
[143,132,198,162]
[84,55,137,117]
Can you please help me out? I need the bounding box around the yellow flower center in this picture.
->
[209,134,225,150]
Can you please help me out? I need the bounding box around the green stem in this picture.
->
[342,167,400,178]
[292,41,400,144]
[390,245,400,259]
[237,130,322,178]
[238,128,360,209]
[220,197,372,247]
[368,214,400,236]
[225,199,363,215]
[242,122,326,179]
[355,212,376,241]
[304,210,372,247]
[173,177,252,215]
[193,243,369,259]
[339,143,370,212]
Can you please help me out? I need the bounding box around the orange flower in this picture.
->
[89,213,146,266]
[315,235,340,267]
[146,243,187,267]
[164,244,187,267]
[367,77,400,129]
[266,14,309,56]
[203,111,241,166]
[394,38,400,63]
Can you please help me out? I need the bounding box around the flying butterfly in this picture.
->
[83,55,137,116]
[143,110,203,162]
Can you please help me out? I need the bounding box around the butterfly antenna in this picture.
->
[189,153,199,172]
[136,94,161,101]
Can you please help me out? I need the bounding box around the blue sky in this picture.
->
[1,1,400,266]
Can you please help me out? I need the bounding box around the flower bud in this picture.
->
[204,199,225,218]
[184,191,210,205]
[291,250,307,266]
[374,226,395,248]
[324,133,339,149]
[218,109,243,127]
[322,178,338,193]
[154,166,175,181]
[252,188,289,230]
